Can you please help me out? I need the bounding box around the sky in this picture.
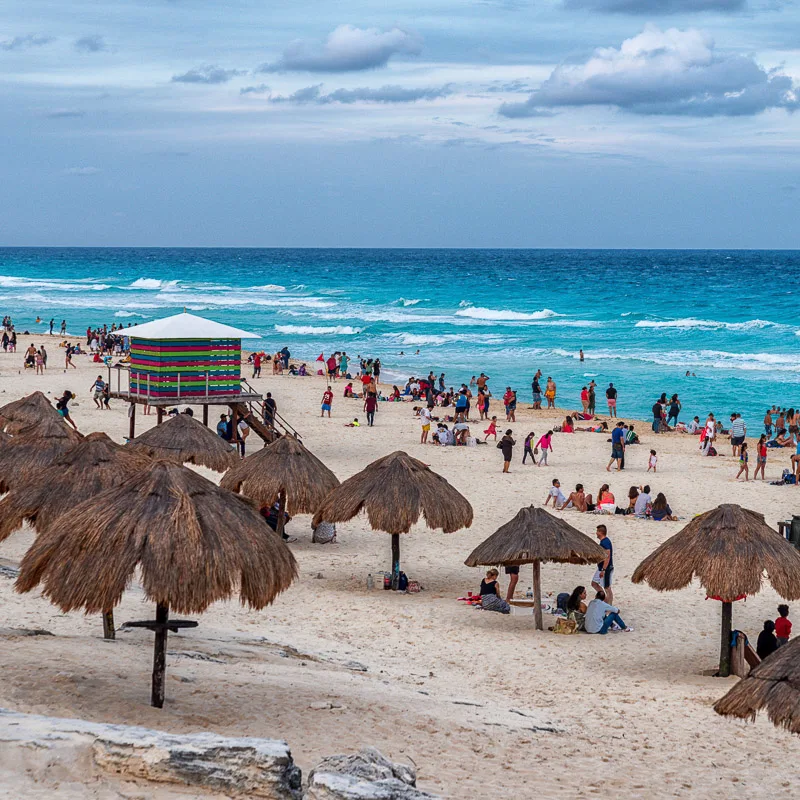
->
[2,0,800,248]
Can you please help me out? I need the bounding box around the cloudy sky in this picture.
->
[3,0,799,247]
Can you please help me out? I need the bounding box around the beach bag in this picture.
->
[466,437,477,448]
[407,580,421,593]
[496,442,504,449]
[552,617,578,635]
[398,571,409,591]
[707,446,718,457]
[556,592,570,613]
[533,447,539,455]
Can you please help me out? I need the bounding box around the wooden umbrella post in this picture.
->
[275,489,287,540]
[156,406,164,426]
[151,603,170,708]
[128,402,136,440]
[391,533,401,590]
[532,560,543,631]
[202,404,208,427]
[102,609,115,640]
[719,601,733,678]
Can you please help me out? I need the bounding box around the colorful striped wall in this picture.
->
[130,338,242,398]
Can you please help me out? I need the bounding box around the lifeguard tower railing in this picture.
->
[108,364,301,441]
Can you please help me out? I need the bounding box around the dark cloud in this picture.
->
[500,26,800,118]
[259,25,421,73]
[485,79,536,94]
[240,83,271,95]
[46,109,86,118]
[74,35,106,53]
[268,84,453,105]
[171,64,244,84]
[0,34,54,51]
[564,0,745,12]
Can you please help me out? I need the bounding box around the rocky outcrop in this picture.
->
[305,748,440,800]
[0,708,302,798]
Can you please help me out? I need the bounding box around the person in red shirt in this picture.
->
[363,392,378,426]
[580,386,590,414]
[753,434,768,481]
[252,351,262,379]
[326,355,338,381]
[776,604,792,646]
[321,387,333,418]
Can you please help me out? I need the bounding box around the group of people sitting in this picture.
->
[543,480,677,520]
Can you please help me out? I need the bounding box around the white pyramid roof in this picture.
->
[125,312,259,340]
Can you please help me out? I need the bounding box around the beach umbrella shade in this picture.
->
[0,391,62,434]
[714,636,800,733]
[632,504,800,677]
[127,412,237,472]
[0,418,82,494]
[0,431,10,445]
[220,434,340,539]
[464,505,607,630]
[0,432,151,639]
[312,450,473,589]
[16,460,298,708]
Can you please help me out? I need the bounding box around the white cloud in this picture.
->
[172,64,244,84]
[260,25,421,73]
[500,26,799,117]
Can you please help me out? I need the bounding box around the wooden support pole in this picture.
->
[156,406,164,426]
[128,402,136,440]
[202,404,208,427]
[532,560,543,631]
[719,601,733,678]
[102,609,115,640]
[391,534,401,590]
[151,603,169,708]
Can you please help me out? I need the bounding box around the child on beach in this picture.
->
[484,416,498,441]
[776,605,792,646]
[536,430,553,466]
[522,431,536,464]
[754,434,767,480]
[647,450,658,472]
[320,386,333,418]
[736,442,750,481]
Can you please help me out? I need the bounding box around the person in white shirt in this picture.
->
[584,591,633,634]
[419,406,432,444]
[544,478,568,509]
[634,485,651,517]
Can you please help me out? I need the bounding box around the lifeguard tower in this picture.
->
[108,312,274,439]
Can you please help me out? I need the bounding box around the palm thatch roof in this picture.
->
[220,435,339,514]
[464,505,607,567]
[0,430,10,445]
[0,432,150,543]
[714,638,800,733]
[0,391,62,434]
[17,460,298,615]
[127,413,237,472]
[311,450,473,534]
[632,504,800,602]
[0,418,82,493]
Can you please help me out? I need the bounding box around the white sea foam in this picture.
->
[274,325,363,336]
[458,300,472,308]
[114,311,146,318]
[385,333,511,347]
[156,291,335,310]
[0,275,110,291]
[128,278,180,290]
[635,317,780,331]
[455,307,563,322]
[396,298,422,307]
[251,284,286,291]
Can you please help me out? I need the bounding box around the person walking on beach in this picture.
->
[263,392,276,427]
[484,415,498,441]
[735,442,750,481]
[605,383,617,417]
[536,430,553,466]
[754,434,767,480]
[364,392,377,427]
[499,429,515,473]
[591,524,614,605]
[65,343,76,369]
[90,374,106,409]
[56,390,78,431]
[320,386,333,418]
[522,431,536,464]
[252,351,262,379]
[607,422,625,471]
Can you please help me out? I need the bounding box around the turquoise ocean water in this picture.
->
[1,248,799,423]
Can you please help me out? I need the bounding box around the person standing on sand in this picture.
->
[522,431,536,464]
[536,430,553,466]
[607,421,625,471]
[321,386,333,418]
[580,386,589,414]
[545,377,556,408]
[754,434,768,480]
[65,343,76,369]
[420,406,432,443]
[364,392,377,427]
[605,383,618,417]
[48,318,54,335]
[499,429,515,473]
[60,320,66,335]
[591,524,614,605]
[588,380,596,416]
[531,373,542,409]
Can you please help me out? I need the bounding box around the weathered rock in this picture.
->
[0,708,302,798]
[304,772,440,800]
[309,747,416,786]
[305,748,440,800]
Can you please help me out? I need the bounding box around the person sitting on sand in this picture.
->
[625,424,639,445]
[564,484,593,512]
[311,520,337,544]
[562,415,574,433]
[585,590,633,634]
[757,619,778,661]
[634,485,652,517]
[545,478,568,509]
[618,486,638,515]
[566,585,588,629]
[479,568,511,614]
[685,416,701,434]
[650,492,677,521]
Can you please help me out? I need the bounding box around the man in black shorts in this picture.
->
[505,566,519,601]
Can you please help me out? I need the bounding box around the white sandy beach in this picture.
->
[1,336,798,798]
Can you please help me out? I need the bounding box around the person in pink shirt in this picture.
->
[536,430,553,466]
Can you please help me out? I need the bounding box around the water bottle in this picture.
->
[367,573,374,590]
[526,587,533,598]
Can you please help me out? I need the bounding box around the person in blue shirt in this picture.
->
[607,421,625,472]
[590,524,615,604]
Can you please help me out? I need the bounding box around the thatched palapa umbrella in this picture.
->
[0,417,82,493]
[632,504,800,677]
[17,460,298,708]
[127,412,237,472]
[221,435,339,539]
[0,432,151,639]
[0,390,62,434]
[312,451,473,589]
[465,505,606,630]
[714,637,800,733]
